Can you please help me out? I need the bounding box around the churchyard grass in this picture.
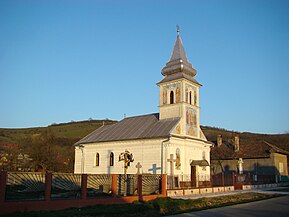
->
[2,192,282,217]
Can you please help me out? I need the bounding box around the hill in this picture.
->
[0,119,117,145]
[0,120,288,172]
[0,119,116,172]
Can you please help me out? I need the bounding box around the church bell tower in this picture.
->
[158,30,204,139]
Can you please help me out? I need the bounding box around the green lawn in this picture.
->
[3,192,282,217]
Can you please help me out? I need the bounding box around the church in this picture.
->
[74,31,212,183]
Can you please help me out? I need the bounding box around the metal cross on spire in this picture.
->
[176,24,180,35]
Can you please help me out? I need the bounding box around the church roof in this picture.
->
[75,113,179,145]
[157,72,201,86]
[210,140,289,160]
[169,34,189,63]
[161,34,197,79]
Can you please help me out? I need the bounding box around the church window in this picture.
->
[170,91,174,104]
[110,152,114,166]
[94,153,100,167]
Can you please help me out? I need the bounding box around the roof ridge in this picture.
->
[123,113,159,120]
[263,140,289,154]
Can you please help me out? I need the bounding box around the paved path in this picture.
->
[171,187,289,200]
[168,195,289,217]
[169,188,289,217]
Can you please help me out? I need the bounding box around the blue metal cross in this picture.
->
[148,164,161,175]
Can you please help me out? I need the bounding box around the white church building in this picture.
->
[74,31,212,183]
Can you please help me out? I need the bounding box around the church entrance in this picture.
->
[191,165,197,187]
[190,160,210,188]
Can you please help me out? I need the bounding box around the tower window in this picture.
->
[170,91,174,104]
[110,152,114,166]
[95,153,100,167]
[194,90,197,105]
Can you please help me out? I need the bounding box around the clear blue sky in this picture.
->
[0,0,289,134]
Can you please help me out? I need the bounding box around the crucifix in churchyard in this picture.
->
[136,162,142,174]
[238,158,244,174]
[167,154,176,175]
[119,149,134,174]
[119,150,134,196]
[148,164,161,175]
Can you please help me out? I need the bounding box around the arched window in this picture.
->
[189,91,192,104]
[194,90,197,105]
[110,152,114,166]
[95,153,100,166]
[170,91,174,104]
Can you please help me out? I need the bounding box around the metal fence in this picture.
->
[116,174,162,196]
[87,174,112,198]
[6,172,45,201]
[51,173,82,199]
[3,172,162,201]
[167,173,278,189]
[142,174,162,195]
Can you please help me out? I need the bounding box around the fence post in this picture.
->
[0,171,7,202]
[81,174,87,200]
[111,174,118,197]
[45,172,52,201]
[138,174,143,200]
[161,174,167,196]
[222,172,225,186]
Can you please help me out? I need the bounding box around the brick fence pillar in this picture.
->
[161,174,167,196]
[111,174,118,197]
[137,175,142,200]
[81,174,87,200]
[0,171,7,202]
[45,172,52,201]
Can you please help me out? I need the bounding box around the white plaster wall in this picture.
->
[159,104,181,120]
[74,135,211,178]
[165,137,211,177]
[74,147,82,174]
[74,138,165,174]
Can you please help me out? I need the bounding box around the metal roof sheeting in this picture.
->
[75,113,179,145]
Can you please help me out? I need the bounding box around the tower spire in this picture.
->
[161,28,197,78]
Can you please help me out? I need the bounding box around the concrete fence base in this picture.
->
[167,186,235,197]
